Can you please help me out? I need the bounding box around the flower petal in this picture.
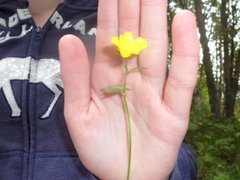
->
[111,37,120,47]
[111,32,148,58]
[120,48,131,58]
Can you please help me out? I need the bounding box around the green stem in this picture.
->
[122,63,132,180]
[122,94,132,180]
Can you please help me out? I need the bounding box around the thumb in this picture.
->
[59,35,90,120]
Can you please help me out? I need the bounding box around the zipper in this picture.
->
[35,27,42,33]
[25,26,43,180]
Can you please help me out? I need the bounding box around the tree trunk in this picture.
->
[194,0,221,118]
[221,0,237,118]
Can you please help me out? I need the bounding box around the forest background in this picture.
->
[168,0,240,179]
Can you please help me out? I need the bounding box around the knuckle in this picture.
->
[168,74,196,91]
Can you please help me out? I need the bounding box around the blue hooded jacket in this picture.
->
[0,0,197,179]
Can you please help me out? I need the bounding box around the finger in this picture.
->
[59,35,90,120]
[164,10,200,119]
[119,0,139,34]
[93,0,120,92]
[119,0,140,67]
[95,0,118,63]
[139,0,168,89]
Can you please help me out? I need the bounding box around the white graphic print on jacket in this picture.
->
[0,57,63,119]
[0,24,33,44]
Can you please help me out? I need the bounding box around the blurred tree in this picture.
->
[175,0,240,118]
[220,0,240,118]
[194,0,221,118]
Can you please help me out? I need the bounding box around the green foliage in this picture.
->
[187,82,240,179]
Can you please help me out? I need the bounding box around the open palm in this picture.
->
[59,0,199,179]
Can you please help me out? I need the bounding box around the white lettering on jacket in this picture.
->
[0,57,63,119]
[0,9,32,28]
[0,9,96,44]
[50,11,97,36]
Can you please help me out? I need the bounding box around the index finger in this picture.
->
[95,0,118,62]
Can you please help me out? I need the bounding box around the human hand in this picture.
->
[59,0,200,179]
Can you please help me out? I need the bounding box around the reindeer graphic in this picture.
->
[0,57,63,119]
[0,24,33,44]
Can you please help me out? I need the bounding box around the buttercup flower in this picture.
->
[104,32,148,180]
[111,32,148,58]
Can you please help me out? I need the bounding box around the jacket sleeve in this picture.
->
[169,141,198,180]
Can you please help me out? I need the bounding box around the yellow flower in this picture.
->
[111,32,148,58]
